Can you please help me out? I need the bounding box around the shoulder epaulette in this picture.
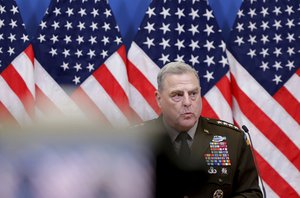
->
[206,118,241,132]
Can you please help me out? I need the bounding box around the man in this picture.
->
[143,62,262,198]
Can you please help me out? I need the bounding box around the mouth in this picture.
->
[181,112,194,117]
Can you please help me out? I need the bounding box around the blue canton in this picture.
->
[0,0,30,73]
[32,0,123,86]
[133,0,229,95]
[228,0,300,95]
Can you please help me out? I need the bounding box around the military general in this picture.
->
[142,62,263,198]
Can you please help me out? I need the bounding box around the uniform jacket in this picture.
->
[144,116,262,198]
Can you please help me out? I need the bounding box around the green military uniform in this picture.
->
[143,116,262,198]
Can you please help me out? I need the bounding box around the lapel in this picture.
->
[190,117,214,165]
[152,116,178,159]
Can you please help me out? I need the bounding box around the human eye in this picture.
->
[171,92,183,102]
[189,90,199,100]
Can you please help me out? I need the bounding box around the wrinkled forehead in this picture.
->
[162,72,201,90]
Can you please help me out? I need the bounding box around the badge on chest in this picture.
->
[204,135,231,166]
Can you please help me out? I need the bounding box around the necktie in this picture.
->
[177,132,191,159]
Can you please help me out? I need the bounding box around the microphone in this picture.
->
[242,125,267,198]
[241,125,249,133]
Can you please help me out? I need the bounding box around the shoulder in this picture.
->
[202,117,251,145]
[202,117,242,133]
[130,117,164,133]
[140,117,163,128]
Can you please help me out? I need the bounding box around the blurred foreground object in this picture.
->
[0,123,153,198]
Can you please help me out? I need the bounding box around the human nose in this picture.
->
[182,93,192,106]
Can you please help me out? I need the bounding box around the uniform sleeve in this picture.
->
[231,132,263,198]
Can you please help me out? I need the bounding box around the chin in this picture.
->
[179,119,197,130]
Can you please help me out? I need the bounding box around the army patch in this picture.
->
[204,136,231,166]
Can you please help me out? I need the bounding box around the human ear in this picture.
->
[155,91,162,108]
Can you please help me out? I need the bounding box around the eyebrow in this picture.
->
[189,88,200,92]
[170,87,200,94]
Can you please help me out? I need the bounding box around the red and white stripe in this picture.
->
[127,42,160,121]
[201,72,233,123]
[128,42,233,122]
[227,50,300,197]
[35,58,82,118]
[0,45,35,125]
[35,46,132,127]
[273,69,300,125]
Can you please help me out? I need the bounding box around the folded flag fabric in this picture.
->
[127,0,233,122]
[33,0,132,126]
[227,0,300,197]
[0,0,34,125]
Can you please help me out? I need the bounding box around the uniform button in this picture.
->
[218,178,223,183]
[213,189,224,198]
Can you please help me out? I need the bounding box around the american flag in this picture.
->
[32,0,133,126]
[227,0,300,197]
[127,0,232,122]
[0,0,34,125]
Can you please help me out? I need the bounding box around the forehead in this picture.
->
[163,73,200,90]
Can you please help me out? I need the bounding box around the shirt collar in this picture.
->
[162,118,198,143]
